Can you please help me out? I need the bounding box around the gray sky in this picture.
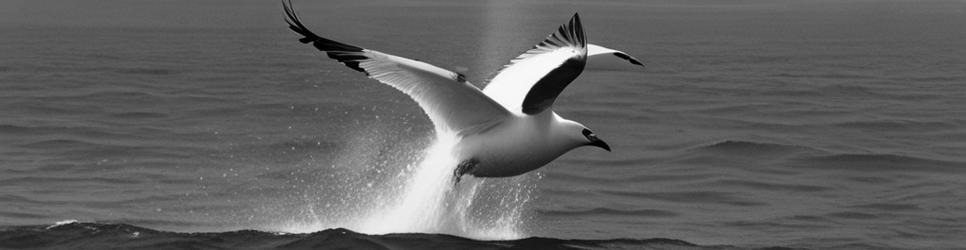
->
[0,0,276,29]
[2,0,964,36]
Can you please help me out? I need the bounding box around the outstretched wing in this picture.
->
[482,13,587,115]
[284,1,510,134]
[586,44,645,70]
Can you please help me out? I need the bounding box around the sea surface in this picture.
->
[2,0,966,249]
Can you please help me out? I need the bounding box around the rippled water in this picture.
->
[2,0,966,249]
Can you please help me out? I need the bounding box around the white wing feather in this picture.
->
[359,52,511,133]
[284,2,510,134]
[482,14,587,115]
[482,49,582,115]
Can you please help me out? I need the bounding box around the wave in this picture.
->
[600,190,767,207]
[692,140,819,156]
[22,90,167,102]
[110,111,170,119]
[536,207,678,217]
[0,124,34,135]
[0,222,730,250]
[769,73,876,80]
[712,179,831,193]
[793,153,966,173]
[693,140,966,174]
[115,68,177,75]
[828,119,959,131]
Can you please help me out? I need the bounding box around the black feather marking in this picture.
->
[485,13,588,89]
[522,58,585,114]
[613,52,644,67]
[283,0,368,73]
[532,14,585,51]
[520,13,587,115]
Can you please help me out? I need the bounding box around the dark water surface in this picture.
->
[2,0,966,249]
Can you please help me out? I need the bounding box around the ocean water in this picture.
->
[2,0,966,249]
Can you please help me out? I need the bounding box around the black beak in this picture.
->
[589,137,611,152]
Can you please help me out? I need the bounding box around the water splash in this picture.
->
[275,130,537,239]
[357,135,462,233]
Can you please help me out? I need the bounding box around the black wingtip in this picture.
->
[283,1,363,52]
[568,13,586,48]
[541,12,586,50]
[282,0,319,44]
[283,0,368,73]
[613,52,646,68]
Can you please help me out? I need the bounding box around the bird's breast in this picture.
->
[453,117,571,177]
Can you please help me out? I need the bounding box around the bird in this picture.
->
[283,1,644,182]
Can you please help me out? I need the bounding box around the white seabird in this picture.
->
[283,1,644,181]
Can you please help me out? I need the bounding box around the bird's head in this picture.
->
[559,119,610,152]
[581,127,611,152]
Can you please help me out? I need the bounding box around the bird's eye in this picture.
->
[582,129,594,137]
